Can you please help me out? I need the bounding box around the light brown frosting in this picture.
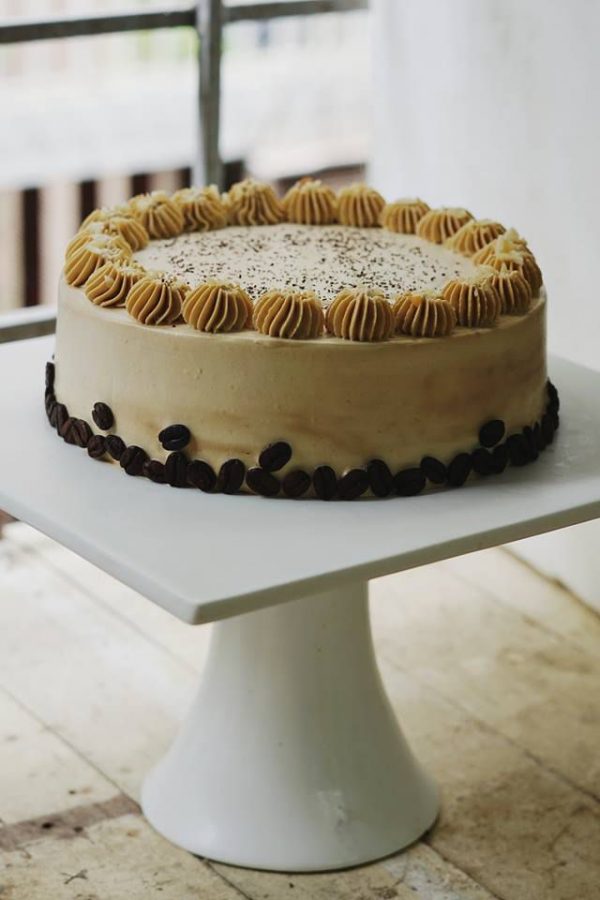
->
[65,229,130,262]
[81,204,142,227]
[84,259,145,308]
[225,179,285,226]
[416,207,473,244]
[326,288,394,342]
[282,178,337,225]
[125,273,188,326]
[253,290,324,340]
[393,291,456,338]
[64,237,131,287]
[488,266,532,315]
[129,191,185,239]
[445,218,505,256]
[336,184,385,228]
[182,282,252,333]
[380,198,430,234]
[472,244,542,295]
[172,185,228,232]
[73,217,149,253]
[441,272,500,328]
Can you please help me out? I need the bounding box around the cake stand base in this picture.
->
[141,581,439,872]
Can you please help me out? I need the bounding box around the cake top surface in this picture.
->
[133,223,477,303]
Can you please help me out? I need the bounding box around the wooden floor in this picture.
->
[0,522,599,900]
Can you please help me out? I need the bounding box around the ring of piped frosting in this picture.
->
[487,266,533,315]
[282,178,337,225]
[129,191,185,240]
[254,290,325,339]
[84,259,145,308]
[393,291,456,338]
[336,184,385,228]
[326,288,394,342]
[441,272,500,327]
[65,230,131,264]
[182,281,252,333]
[172,186,228,232]
[225,179,285,226]
[126,273,188,326]
[473,231,542,294]
[416,207,473,244]
[380,198,430,234]
[445,219,505,256]
[64,237,131,287]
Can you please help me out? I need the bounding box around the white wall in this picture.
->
[371,0,600,610]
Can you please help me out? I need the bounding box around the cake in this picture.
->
[44,178,559,500]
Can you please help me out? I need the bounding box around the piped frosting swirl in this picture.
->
[129,191,185,239]
[125,273,188,325]
[486,266,533,315]
[441,271,500,327]
[416,207,473,244]
[380,198,430,234]
[326,288,394,342]
[393,291,456,338]
[182,281,252,333]
[254,290,324,339]
[172,185,228,232]
[225,179,285,226]
[84,259,145,308]
[336,184,385,228]
[64,236,131,287]
[473,229,542,294]
[65,230,131,263]
[282,178,337,225]
[445,219,505,256]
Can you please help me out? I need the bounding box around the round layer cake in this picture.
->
[46,179,559,500]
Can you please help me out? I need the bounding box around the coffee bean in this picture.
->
[165,451,189,487]
[258,441,292,472]
[188,459,216,492]
[120,445,148,476]
[420,456,447,485]
[337,468,369,500]
[550,411,560,431]
[45,390,56,416]
[541,414,555,444]
[522,426,539,461]
[92,402,114,431]
[282,469,311,499]
[60,417,92,447]
[547,380,558,404]
[106,434,126,461]
[246,467,280,497]
[506,434,529,466]
[490,444,509,474]
[45,361,55,391]
[533,422,545,452]
[45,397,56,422]
[159,424,191,452]
[216,459,246,494]
[394,467,426,497]
[50,402,68,432]
[313,465,337,501]
[447,453,472,487]
[478,419,505,448]
[87,434,106,459]
[366,459,393,497]
[471,447,494,476]
[143,459,167,484]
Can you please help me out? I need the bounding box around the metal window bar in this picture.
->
[0,0,368,341]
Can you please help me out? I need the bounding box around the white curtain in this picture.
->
[370,0,600,609]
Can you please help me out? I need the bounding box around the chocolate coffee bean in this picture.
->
[282,469,311,499]
[92,402,114,431]
[550,411,559,430]
[338,468,369,500]
[447,453,472,487]
[143,459,167,483]
[522,426,538,461]
[366,459,393,497]
[547,380,559,404]
[506,434,529,467]
[258,441,292,473]
[246,467,280,497]
[216,459,246,494]
[490,443,509,474]
[533,422,545,452]
[106,434,126,461]
[471,448,494,476]
[187,459,216,492]
[541,413,555,444]
[60,417,92,447]
[394,467,426,497]
[159,424,191,452]
[45,361,55,390]
[165,451,189,488]
[120,445,148,476]
[87,434,106,459]
[420,456,447,485]
[478,419,505,448]
[50,402,68,432]
[312,465,337,501]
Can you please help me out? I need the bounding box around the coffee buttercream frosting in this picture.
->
[173,185,228,232]
[336,184,385,228]
[416,207,473,244]
[326,288,394,342]
[84,259,145,308]
[394,292,456,337]
[64,237,131,287]
[182,281,252,333]
[129,191,185,239]
[445,219,505,256]
[126,273,188,326]
[283,178,337,225]
[380,199,430,234]
[225,179,285,226]
[254,290,324,339]
[488,267,533,315]
[442,272,500,327]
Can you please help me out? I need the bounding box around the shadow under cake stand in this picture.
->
[1,337,599,872]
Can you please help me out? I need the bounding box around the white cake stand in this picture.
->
[1,336,599,872]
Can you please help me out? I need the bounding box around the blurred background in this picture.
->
[1,0,598,606]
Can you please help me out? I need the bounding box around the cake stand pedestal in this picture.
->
[1,337,599,872]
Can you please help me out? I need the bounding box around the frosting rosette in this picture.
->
[336,184,385,228]
[173,185,228,232]
[182,281,252,333]
[129,191,185,239]
[393,291,456,337]
[84,259,145,308]
[444,219,505,256]
[326,288,394,342]
[441,271,500,327]
[64,236,131,287]
[282,178,337,225]
[380,198,430,234]
[487,266,533,315]
[125,272,188,326]
[416,207,473,244]
[253,290,324,339]
[225,179,285,226]
[473,230,542,294]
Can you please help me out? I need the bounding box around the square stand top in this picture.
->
[1,336,599,625]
